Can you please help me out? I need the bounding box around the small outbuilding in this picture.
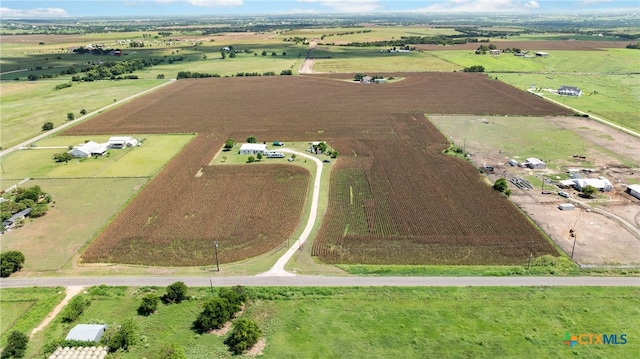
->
[107,136,138,149]
[625,184,640,200]
[239,143,267,155]
[1,208,32,231]
[558,85,582,96]
[525,158,546,169]
[65,324,108,342]
[558,203,576,211]
[535,51,549,57]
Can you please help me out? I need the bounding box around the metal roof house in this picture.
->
[68,141,109,158]
[107,136,138,149]
[1,208,32,231]
[626,184,640,200]
[573,177,613,192]
[558,85,582,96]
[239,143,267,155]
[65,324,108,342]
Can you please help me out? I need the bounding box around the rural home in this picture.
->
[626,184,640,200]
[558,85,582,96]
[68,141,108,158]
[65,324,108,342]
[107,136,138,148]
[525,158,546,169]
[535,51,549,57]
[489,49,500,55]
[265,150,285,158]
[573,177,613,192]
[1,208,32,231]
[239,143,267,155]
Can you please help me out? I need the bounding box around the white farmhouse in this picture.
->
[558,85,582,96]
[239,143,267,155]
[108,136,138,149]
[68,141,108,158]
[573,177,613,192]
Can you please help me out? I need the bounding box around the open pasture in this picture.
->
[63,73,571,266]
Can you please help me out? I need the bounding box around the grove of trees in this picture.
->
[1,331,29,358]
[0,251,25,278]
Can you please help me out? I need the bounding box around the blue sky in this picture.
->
[1,0,638,18]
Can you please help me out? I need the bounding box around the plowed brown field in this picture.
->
[69,73,570,266]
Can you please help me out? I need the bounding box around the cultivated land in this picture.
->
[57,73,571,267]
[10,286,640,358]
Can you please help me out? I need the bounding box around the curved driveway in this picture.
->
[259,148,323,276]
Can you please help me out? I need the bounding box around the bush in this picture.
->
[0,251,25,278]
[1,331,28,358]
[193,297,232,333]
[493,178,508,192]
[42,122,54,131]
[103,318,138,352]
[163,281,188,304]
[60,295,91,323]
[224,318,261,355]
[157,343,187,359]
[54,152,74,163]
[138,294,159,316]
[218,287,243,313]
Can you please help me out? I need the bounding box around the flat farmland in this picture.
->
[64,73,571,266]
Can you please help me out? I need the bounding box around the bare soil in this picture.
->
[247,338,266,356]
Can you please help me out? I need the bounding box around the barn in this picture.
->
[65,324,108,342]
[525,158,546,169]
[573,177,613,192]
[108,136,138,149]
[626,184,640,200]
[239,143,267,155]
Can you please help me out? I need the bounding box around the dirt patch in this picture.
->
[211,305,245,336]
[246,338,266,356]
[30,286,84,338]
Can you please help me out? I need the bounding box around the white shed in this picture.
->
[239,143,267,155]
[558,203,575,210]
[525,158,546,169]
[65,324,107,342]
[108,136,138,149]
[626,184,640,200]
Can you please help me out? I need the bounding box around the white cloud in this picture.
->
[0,7,68,18]
[154,0,243,7]
[297,0,381,13]
[583,0,613,4]
[416,0,540,13]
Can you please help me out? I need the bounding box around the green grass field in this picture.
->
[0,79,166,149]
[0,287,65,348]
[0,134,194,182]
[429,116,638,170]
[18,286,640,358]
[1,177,148,271]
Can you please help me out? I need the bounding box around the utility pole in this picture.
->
[214,241,220,272]
[570,230,577,260]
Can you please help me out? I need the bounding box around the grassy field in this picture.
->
[0,134,194,182]
[495,73,640,133]
[429,116,638,170]
[0,79,166,149]
[430,48,639,74]
[1,178,148,271]
[0,287,65,348]
[283,26,461,41]
[18,286,640,358]
[310,46,461,73]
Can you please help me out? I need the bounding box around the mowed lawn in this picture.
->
[0,79,165,149]
[21,286,640,359]
[1,177,148,271]
[0,287,65,348]
[0,134,194,182]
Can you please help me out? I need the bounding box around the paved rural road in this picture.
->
[0,79,175,158]
[259,149,323,276]
[1,276,638,288]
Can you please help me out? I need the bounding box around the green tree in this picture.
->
[290,154,296,160]
[193,297,232,333]
[138,294,159,316]
[105,318,139,352]
[42,122,54,131]
[224,318,261,355]
[1,331,29,358]
[247,135,257,143]
[157,74,165,79]
[218,287,244,314]
[582,185,598,198]
[80,109,87,115]
[67,112,75,121]
[224,138,236,149]
[157,343,187,359]
[246,156,256,163]
[27,74,38,81]
[54,152,73,163]
[163,281,188,304]
[330,150,339,159]
[0,251,25,278]
[220,50,226,59]
[256,153,263,161]
[229,51,236,58]
[261,50,267,56]
[493,178,508,192]
[60,295,91,323]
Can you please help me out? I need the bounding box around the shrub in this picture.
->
[103,318,138,352]
[224,318,261,355]
[42,122,54,131]
[193,297,232,333]
[157,343,187,359]
[493,178,508,192]
[218,287,243,313]
[1,251,25,278]
[1,331,28,358]
[163,281,188,304]
[60,295,91,323]
[138,294,159,316]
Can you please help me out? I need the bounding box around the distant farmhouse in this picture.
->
[107,136,138,148]
[68,141,108,158]
[524,158,546,169]
[535,51,549,57]
[1,208,31,232]
[559,177,614,192]
[626,184,640,200]
[558,85,582,96]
